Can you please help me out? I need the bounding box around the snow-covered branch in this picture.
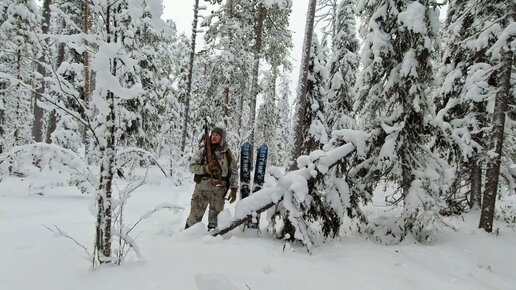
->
[0,143,96,194]
[116,147,168,177]
[213,142,356,238]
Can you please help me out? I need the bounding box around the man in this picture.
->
[185,127,238,230]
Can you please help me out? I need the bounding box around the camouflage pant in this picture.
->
[185,179,226,229]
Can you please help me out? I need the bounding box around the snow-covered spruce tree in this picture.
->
[45,0,90,151]
[201,0,255,148]
[187,51,211,131]
[0,0,8,154]
[257,0,293,161]
[355,0,447,243]
[299,35,328,155]
[199,0,292,151]
[0,0,42,152]
[317,0,366,232]
[187,50,243,153]
[478,0,515,233]
[290,0,317,171]
[243,0,292,151]
[434,0,497,212]
[262,1,293,72]
[117,2,177,156]
[276,72,293,167]
[255,69,280,165]
[44,0,76,145]
[325,0,358,132]
[170,30,189,107]
[436,0,516,223]
[161,25,189,177]
[269,34,339,245]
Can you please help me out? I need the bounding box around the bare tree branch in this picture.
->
[43,224,91,257]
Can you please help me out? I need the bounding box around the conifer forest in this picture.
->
[0,0,515,272]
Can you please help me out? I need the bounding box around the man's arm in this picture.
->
[189,148,205,175]
[228,150,239,189]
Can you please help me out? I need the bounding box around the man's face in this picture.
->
[210,132,222,144]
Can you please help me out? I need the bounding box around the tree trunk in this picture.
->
[83,0,91,106]
[237,87,245,145]
[248,3,267,153]
[469,99,486,209]
[0,81,5,153]
[289,0,317,171]
[45,111,57,144]
[95,91,115,264]
[94,2,117,265]
[223,0,234,130]
[479,17,513,232]
[0,71,5,153]
[32,0,52,142]
[330,0,338,49]
[45,39,66,144]
[469,156,482,209]
[224,87,230,128]
[401,161,412,198]
[269,66,279,166]
[82,0,92,160]
[180,0,201,153]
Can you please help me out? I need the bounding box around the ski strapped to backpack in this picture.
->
[240,142,252,200]
[239,143,268,229]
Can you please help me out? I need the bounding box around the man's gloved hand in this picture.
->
[203,162,218,174]
[229,188,237,203]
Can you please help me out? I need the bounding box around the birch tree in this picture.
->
[47,0,171,265]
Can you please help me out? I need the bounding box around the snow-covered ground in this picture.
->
[1,167,515,290]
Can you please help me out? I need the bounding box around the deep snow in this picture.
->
[1,167,515,290]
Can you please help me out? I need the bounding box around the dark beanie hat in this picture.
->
[212,127,224,136]
[211,127,226,146]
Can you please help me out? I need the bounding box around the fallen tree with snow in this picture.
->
[212,141,358,245]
